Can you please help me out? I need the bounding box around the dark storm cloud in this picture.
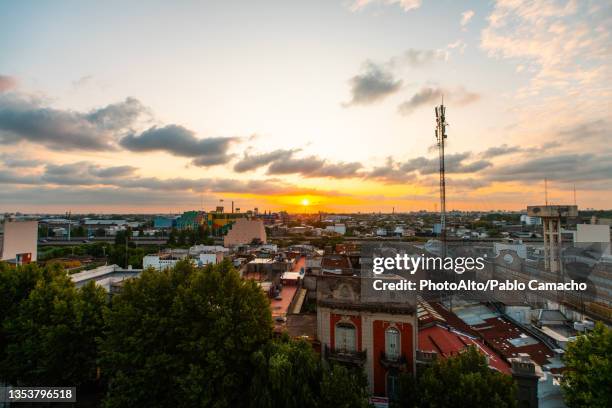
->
[345,61,402,106]
[233,149,298,172]
[0,75,17,92]
[0,95,147,151]
[120,125,238,167]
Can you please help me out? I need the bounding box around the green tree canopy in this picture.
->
[561,322,611,408]
[0,262,107,386]
[417,346,517,408]
[249,336,370,408]
[99,259,273,408]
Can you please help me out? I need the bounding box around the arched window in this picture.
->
[385,327,400,360]
[335,322,356,353]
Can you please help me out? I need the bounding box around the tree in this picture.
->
[418,347,516,408]
[0,263,107,387]
[561,323,611,408]
[319,363,370,408]
[249,336,370,408]
[99,259,273,408]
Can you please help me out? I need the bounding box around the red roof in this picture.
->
[471,316,554,366]
[419,324,511,374]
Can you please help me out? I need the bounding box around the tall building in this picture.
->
[527,205,578,273]
[1,219,38,263]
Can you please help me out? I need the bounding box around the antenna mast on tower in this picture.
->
[435,102,448,254]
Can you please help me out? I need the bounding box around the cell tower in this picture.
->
[435,102,448,248]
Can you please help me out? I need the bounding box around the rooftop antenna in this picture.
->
[544,178,549,206]
[573,184,576,206]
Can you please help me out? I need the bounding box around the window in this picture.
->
[335,322,356,353]
[385,327,400,360]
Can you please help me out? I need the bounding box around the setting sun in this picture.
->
[301,198,310,206]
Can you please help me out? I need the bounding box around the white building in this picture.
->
[1,219,38,263]
[521,214,542,225]
[571,224,611,255]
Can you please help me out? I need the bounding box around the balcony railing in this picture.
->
[324,345,366,365]
[380,351,408,369]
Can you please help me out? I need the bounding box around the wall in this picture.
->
[1,220,38,262]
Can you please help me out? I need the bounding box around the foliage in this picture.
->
[417,347,516,408]
[99,259,273,408]
[1,260,372,407]
[0,262,107,386]
[249,336,370,408]
[561,323,611,408]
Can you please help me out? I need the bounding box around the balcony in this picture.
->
[379,351,408,370]
[324,345,366,365]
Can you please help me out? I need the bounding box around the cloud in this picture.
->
[350,0,422,12]
[345,61,402,106]
[72,75,93,88]
[481,0,611,95]
[267,156,326,175]
[397,86,480,115]
[0,94,148,151]
[461,10,475,27]
[366,157,414,183]
[447,40,467,54]
[0,75,17,93]
[0,169,40,185]
[233,149,298,172]
[557,119,610,146]
[235,149,363,178]
[120,125,238,167]
[85,97,150,131]
[41,162,138,185]
[389,48,448,67]
[401,152,492,174]
[0,153,42,168]
[309,162,363,178]
[481,144,523,158]
[397,87,443,115]
[486,153,612,184]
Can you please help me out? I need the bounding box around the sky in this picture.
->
[0,0,610,214]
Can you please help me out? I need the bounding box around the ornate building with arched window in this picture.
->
[316,275,416,397]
